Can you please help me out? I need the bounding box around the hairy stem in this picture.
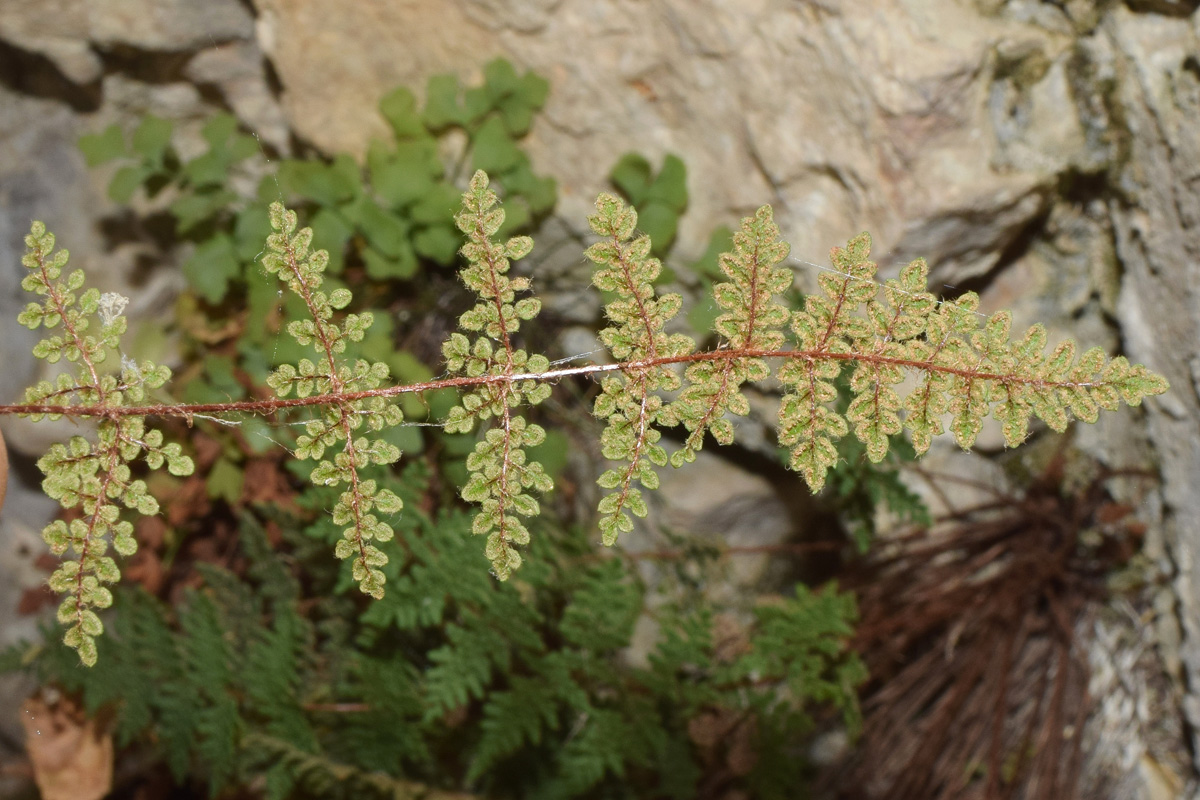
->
[0,345,1127,421]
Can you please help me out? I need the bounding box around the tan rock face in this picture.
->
[252,0,494,158]
[245,0,1200,782]
[0,0,1196,789]
[250,0,1074,274]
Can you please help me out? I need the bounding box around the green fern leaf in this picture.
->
[442,171,551,578]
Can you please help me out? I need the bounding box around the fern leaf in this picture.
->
[559,559,642,652]
[423,622,509,721]
[443,170,553,578]
[468,668,566,782]
[18,221,193,664]
[178,590,241,791]
[777,234,880,490]
[587,193,695,543]
[666,205,790,466]
[262,203,404,599]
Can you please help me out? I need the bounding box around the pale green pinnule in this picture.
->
[777,231,1169,489]
[442,171,552,578]
[20,219,193,665]
[665,204,792,468]
[777,235,883,491]
[586,193,694,545]
[261,201,404,600]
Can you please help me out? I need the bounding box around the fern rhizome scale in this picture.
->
[7,169,1169,664]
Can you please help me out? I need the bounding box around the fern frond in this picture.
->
[422,621,511,721]
[778,233,1169,491]
[178,590,242,791]
[664,205,791,466]
[545,705,660,798]
[361,507,489,631]
[262,203,405,598]
[559,559,642,652]
[244,601,315,747]
[442,170,554,578]
[737,583,866,732]
[468,667,566,782]
[9,182,1170,661]
[328,652,427,773]
[18,222,193,665]
[421,591,545,723]
[587,193,696,544]
[243,732,458,800]
[777,233,877,490]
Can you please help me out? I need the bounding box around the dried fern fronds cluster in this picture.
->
[5,170,1168,664]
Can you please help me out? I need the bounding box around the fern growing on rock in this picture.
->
[4,170,1168,665]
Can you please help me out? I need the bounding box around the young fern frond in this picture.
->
[586,194,695,545]
[664,205,792,467]
[779,233,880,489]
[442,170,554,578]
[8,172,1169,664]
[17,223,193,666]
[261,203,404,598]
[779,231,1166,490]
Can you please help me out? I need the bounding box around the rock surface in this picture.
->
[0,0,1197,794]
[1102,5,1200,771]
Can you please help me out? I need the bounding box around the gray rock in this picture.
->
[0,0,1195,792]
[0,0,101,84]
[185,42,291,153]
[1103,6,1200,772]
[89,0,254,50]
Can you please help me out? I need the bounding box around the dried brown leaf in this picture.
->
[21,692,112,800]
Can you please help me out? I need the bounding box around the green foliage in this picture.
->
[80,58,555,305]
[738,583,867,732]
[824,374,932,552]
[5,481,864,799]
[441,171,554,578]
[76,63,564,538]
[608,153,689,256]
[685,224,736,334]
[777,233,1166,490]
[586,193,695,545]
[11,56,1171,800]
[14,176,1168,659]
[16,223,193,665]
[261,203,404,598]
[665,205,792,466]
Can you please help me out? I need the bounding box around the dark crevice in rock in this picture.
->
[941,165,1117,306]
[247,53,315,157]
[1183,55,1200,81]
[93,44,197,85]
[261,50,286,101]
[1122,0,1199,17]
[934,206,1054,303]
[0,39,101,111]
[190,78,232,110]
[1057,167,1112,208]
[97,209,183,259]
